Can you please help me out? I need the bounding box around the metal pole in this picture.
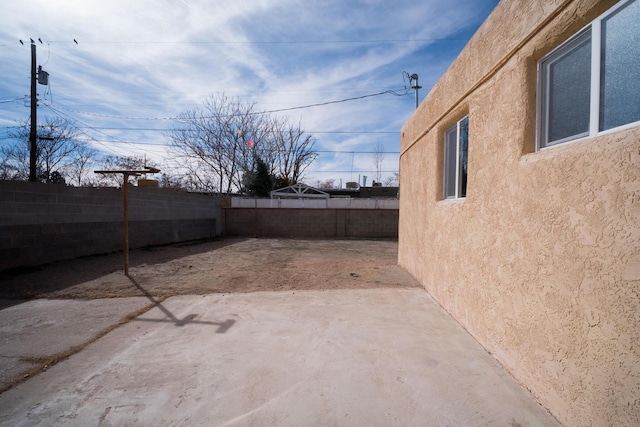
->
[123,173,130,275]
[94,168,159,275]
[410,73,422,110]
[29,42,37,182]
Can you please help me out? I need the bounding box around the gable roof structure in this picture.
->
[270,183,330,199]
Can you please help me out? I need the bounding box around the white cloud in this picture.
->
[0,0,499,187]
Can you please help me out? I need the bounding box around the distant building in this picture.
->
[270,183,329,199]
[324,186,399,199]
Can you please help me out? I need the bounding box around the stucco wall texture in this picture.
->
[399,1,639,426]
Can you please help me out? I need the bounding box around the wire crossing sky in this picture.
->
[0,0,499,186]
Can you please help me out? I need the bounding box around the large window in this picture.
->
[538,0,639,148]
[443,116,468,199]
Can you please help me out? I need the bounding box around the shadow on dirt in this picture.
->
[0,237,248,301]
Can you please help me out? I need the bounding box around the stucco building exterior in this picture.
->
[399,0,639,426]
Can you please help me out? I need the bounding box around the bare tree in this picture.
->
[268,117,317,187]
[0,141,28,181]
[165,94,317,194]
[159,173,187,190]
[65,142,99,186]
[166,94,268,193]
[2,116,97,185]
[384,171,399,187]
[316,178,335,189]
[371,140,385,185]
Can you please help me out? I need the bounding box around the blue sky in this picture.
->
[0,0,499,188]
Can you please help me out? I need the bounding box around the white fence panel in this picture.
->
[327,198,352,209]
[230,197,398,209]
[377,199,400,209]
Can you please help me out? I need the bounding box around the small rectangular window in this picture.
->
[540,30,592,146]
[537,0,639,149]
[458,117,469,198]
[443,116,469,199]
[444,126,457,198]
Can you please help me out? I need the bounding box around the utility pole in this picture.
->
[24,38,49,182]
[403,71,423,110]
[29,41,37,182]
[409,73,422,109]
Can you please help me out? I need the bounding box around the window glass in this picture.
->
[600,0,640,130]
[444,126,457,198]
[538,0,639,149]
[546,31,592,144]
[458,116,469,198]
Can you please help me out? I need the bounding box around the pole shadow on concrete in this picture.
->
[127,276,235,333]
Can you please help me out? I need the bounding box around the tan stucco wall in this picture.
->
[399,1,640,426]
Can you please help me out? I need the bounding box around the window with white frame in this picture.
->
[443,116,468,199]
[537,0,639,149]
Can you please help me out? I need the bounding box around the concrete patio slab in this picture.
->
[0,289,559,426]
[0,297,153,391]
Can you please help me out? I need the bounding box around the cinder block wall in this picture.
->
[224,208,398,238]
[0,181,223,270]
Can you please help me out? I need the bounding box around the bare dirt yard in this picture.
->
[0,238,419,300]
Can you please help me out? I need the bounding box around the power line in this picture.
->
[42,38,469,45]
[42,89,410,121]
[247,89,410,115]
[83,139,400,154]
[0,97,24,104]
[306,170,398,174]
[43,104,140,156]
[0,125,400,136]
[64,127,398,134]
[316,150,399,154]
